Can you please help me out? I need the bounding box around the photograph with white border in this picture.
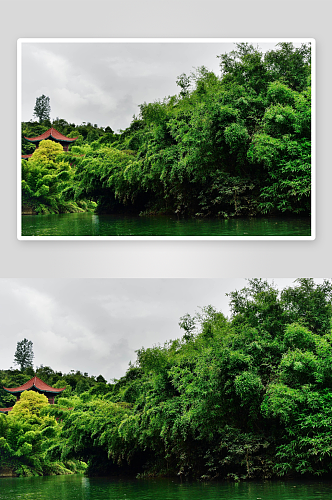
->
[18,38,315,240]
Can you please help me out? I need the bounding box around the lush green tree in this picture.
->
[73,145,139,213]
[22,140,96,214]
[264,42,311,92]
[50,398,134,474]
[33,95,51,123]
[9,391,48,419]
[14,339,34,371]
[0,391,85,476]
[91,43,310,218]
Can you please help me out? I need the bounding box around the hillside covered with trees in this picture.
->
[1,279,332,481]
[21,42,311,218]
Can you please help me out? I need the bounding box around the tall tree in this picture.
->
[14,338,34,371]
[33,94,51,122]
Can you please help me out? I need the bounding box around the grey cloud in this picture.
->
[0,278,304,381]
[21,41,288,130]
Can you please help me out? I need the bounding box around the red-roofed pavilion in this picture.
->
[24,127,78,152]
[0,376,66,413]
[0,407,13,414]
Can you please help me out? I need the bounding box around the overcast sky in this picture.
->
[0,277,315,381]
[20,39,295,132]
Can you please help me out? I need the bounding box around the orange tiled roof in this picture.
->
[0,407,13,413]
[24,128,78,143]
[3,376,65,394]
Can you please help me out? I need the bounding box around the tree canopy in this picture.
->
[33,95,51,123]
[22,140,97,215]
[14,339,34,372]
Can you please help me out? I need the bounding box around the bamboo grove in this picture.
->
[21,43,311,218]
[2,279,332,480]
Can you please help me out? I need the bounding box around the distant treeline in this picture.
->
[2,279,332,481]
[22,42,311,217]
[0,366,109,409]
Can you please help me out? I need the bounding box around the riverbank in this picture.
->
[0,467,16,477]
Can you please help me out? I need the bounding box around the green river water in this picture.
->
[0,475,332,500]
[21,213,311,237]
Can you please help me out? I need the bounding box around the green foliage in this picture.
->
[9,391,49,419]
[49,398,134,467]
[0,391,84,477]
[33,95,51,123]
[22,140,95,215]
[0,364,111,477]
[21,42,311,219]
[227,278,332,338]
[73,145,138,213]
[14,339,34,371]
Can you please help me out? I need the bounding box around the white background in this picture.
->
[0,0,330,278]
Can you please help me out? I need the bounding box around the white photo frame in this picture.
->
[17,38,315,240]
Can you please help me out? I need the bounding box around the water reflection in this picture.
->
[21,213,311,237]
[0,476,331,500]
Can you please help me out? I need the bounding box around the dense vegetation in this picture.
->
[21,42,311,217]
[0,391,86,476]
[0,366,107,476]
[2,279,332,481]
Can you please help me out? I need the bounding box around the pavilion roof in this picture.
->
[0,407,13,413]
[24,128,78,143]
[3,376,66,394]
